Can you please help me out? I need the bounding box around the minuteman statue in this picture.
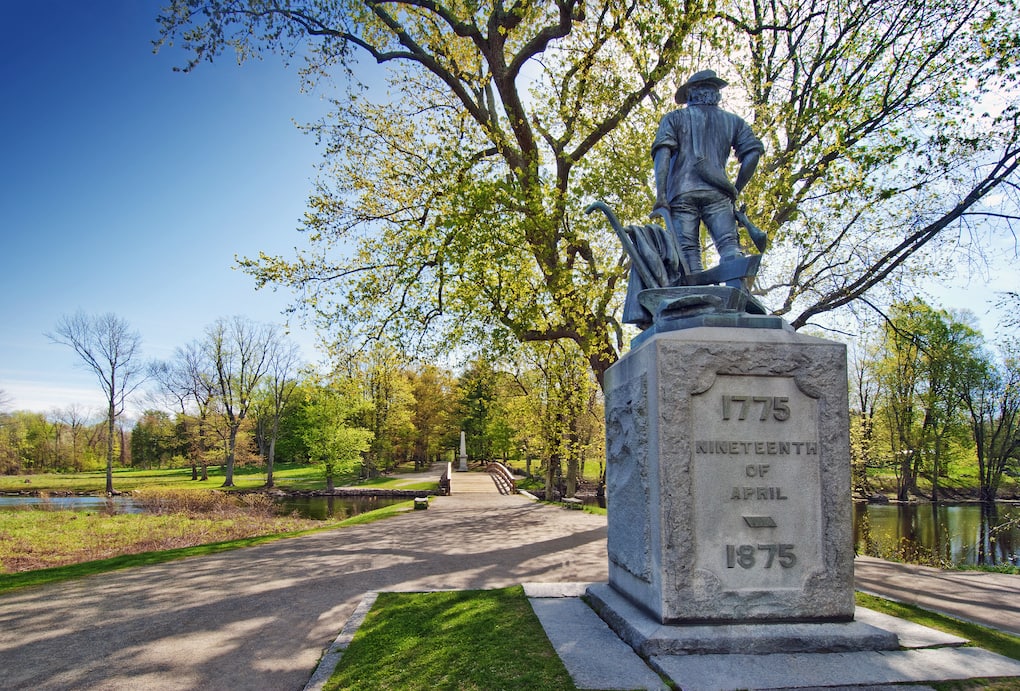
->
[651,69,764,274]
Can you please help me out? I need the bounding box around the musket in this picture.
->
[735,205,767,253]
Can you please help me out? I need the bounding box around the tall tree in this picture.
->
[873,300,981,500]
[254,337,302,488]
[299,378,373,491]
[53,405,93,472]
[151,341,220,480]
[718,0,1020,327]
[848,337,879,496]
[408,364,457,470]
[159,0,1020,388]
[131,409,180,469]
[48,311,143,494]
[359,345,416,475]
[159,0,704,388]
[202,317,276,487]
[961,338,1020,501]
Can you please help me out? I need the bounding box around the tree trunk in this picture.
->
[265,436,276,489]
[222,425,238,487]
[106,401,115,494]
[545,453,559,501]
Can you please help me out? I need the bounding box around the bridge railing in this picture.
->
[486,462,517,495]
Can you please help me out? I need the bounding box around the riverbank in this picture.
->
[0,491,339,574]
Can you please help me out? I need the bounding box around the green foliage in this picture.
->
[867,299,985,500]
[325,587,576,690]
[299,380,373,486]
[0,409,108,475]
[346,345,417,475]
[162,0,709,389]
[159,0,1020,388]
[960,337,1020,501]
[407,364,457,469]
[130,410,183,469]
[453,357,505,461]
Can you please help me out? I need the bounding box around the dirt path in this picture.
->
[0,475,607,690]
[854,554,1020,636]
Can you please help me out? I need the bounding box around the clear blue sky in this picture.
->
[1,1,328,414]
[1,3,1015,416]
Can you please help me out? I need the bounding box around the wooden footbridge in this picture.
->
[437,462,517,496]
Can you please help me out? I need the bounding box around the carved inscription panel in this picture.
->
[690,375,822,591]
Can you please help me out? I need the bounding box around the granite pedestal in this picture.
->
[594,326,894,654]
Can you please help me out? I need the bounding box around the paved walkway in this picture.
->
[1,468,1018,690]
[0,470,607,690]
[855,554,1020,636]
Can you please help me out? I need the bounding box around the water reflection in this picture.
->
[273,495,406,521]
[0,495,141,513]
[0,493,405,522]
[853,502,1020,567]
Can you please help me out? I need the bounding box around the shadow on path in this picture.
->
[0,491,607,691]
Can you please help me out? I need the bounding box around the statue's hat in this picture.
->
[675,69,728,104]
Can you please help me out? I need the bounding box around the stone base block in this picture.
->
[604,327,856,623]
[586,583,898,657]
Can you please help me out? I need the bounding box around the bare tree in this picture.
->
[257,334,302,488]
[150,341,219,480]
[203,317,275,487]
[53,404,94,472]
[48,311,144,494]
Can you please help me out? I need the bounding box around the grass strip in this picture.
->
[856,591,1020,661]
[0,501,412,594]
[325,586,576,691]
[325,589,1019,691]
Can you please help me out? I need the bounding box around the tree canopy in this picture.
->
[158,0,1020,385]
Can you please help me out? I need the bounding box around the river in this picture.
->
[0,493,405,521]
[853,501,1020,568]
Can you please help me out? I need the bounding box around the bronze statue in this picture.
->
[588,69,779,334]
[651,69,764,273]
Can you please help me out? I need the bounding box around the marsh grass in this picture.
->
[1,488,327,574]
[0,500,412,593]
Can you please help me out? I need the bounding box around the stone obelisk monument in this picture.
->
[458,431,468,472]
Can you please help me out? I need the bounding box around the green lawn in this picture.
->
[856,591,1020,662]
[0,462,337,493]
[0,462,442,495]
[0,500,413,593]
[320,589,1020,690]
[325,587,576,691]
